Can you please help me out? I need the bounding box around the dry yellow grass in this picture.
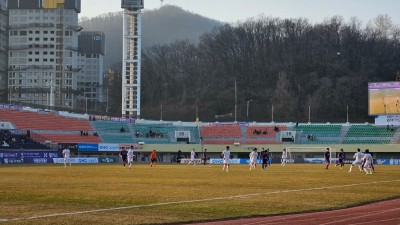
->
[0,163,399,225]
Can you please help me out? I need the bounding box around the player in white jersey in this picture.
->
[62,147,71,167]
[281,148,287,166]
[348,148,364,173]
[188,149,196,165]
[221,146,231,172]
[362,149,374,174]
[127,145,136,169]
[249,148,258,170]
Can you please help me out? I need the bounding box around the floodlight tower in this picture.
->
[121,0,144,118]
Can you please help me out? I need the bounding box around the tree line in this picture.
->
[109,15,400,123]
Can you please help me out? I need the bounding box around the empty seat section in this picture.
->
[346,125,396,137]
[201,125,241,138]
[294,125,341,137]
[91,121,130,133]
[0,109,93,131]
[33,133,102,144]
[100,134,135,143]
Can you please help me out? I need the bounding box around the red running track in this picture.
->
[187,198,400,225]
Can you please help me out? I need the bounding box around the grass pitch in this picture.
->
[0,163,399,225]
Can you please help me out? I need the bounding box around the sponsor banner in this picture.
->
[98,143,119,152]
[0,151,60,164]
[118,144,139,150]
[304,158,339,164]
[0,104,23,110]
[53,158,99,164]
[110,117,135,123]
[78,143,99,152]
[180,159,202,164]
[209,158,241,164]
[375,115,400,125]
[375,159,400,165]
[99,157,118,163]
[0,158,24,164]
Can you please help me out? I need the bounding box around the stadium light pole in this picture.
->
[234,78,237,123]
[247,99,253,121]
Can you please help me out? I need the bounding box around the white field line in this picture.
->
[0,179,399,223]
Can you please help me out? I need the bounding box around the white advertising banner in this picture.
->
[98,143,120,152]
[375,115,400,125]
[209,158,241,164]
[53,158,99,164]
[0,121,16,129]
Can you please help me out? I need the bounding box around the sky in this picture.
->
[81,0,400,25]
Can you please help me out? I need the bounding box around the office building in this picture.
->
[7,0,81,109]
[77,31,105,112]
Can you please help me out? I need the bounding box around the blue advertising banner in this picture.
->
[78,143,99,152]
[0,151,61,164]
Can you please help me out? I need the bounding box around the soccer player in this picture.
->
[221,146,230,172]
[261,148,270,170]
[202,149,208,165]
[324,148,330,169]
[149,150,158,167]
[119,147,128,168]
[348,148,364,173]
[363,149,374,174]
[127,145,135,169]
[281,148,287,166]
[188,149,196,165]
[62,146,71,167]
[335,148,346,169]
[249,148,258,170]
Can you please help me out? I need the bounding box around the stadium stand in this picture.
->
[32,133,101,144]
[345,125,397,137]
[90,121,130,133]
[1,105,400,147]
[201,125,241,138]
[0,109,93,131]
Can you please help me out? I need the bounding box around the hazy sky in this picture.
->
[81,0,400,25]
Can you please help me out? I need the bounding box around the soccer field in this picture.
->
[0,164,399,225]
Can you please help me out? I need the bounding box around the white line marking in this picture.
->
[1,179,399,223]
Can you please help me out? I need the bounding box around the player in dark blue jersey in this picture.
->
[261,149,270,170]
[119,147,128,168]
[335,148,346,169]
[324,148,330,169]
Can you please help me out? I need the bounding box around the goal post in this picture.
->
[285,146,337,164]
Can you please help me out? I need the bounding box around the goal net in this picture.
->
[284,146,337,164]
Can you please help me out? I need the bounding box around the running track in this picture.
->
[188,198,400,225]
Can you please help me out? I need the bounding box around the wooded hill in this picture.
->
[79,5,222,68]
[81,8,400,123]
[139,15,400,122]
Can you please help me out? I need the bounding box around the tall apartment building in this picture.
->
[7,0,81,109]
[0,0,8,101]
[77,31,105,112]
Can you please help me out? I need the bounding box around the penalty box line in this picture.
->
[1,179,399,223]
